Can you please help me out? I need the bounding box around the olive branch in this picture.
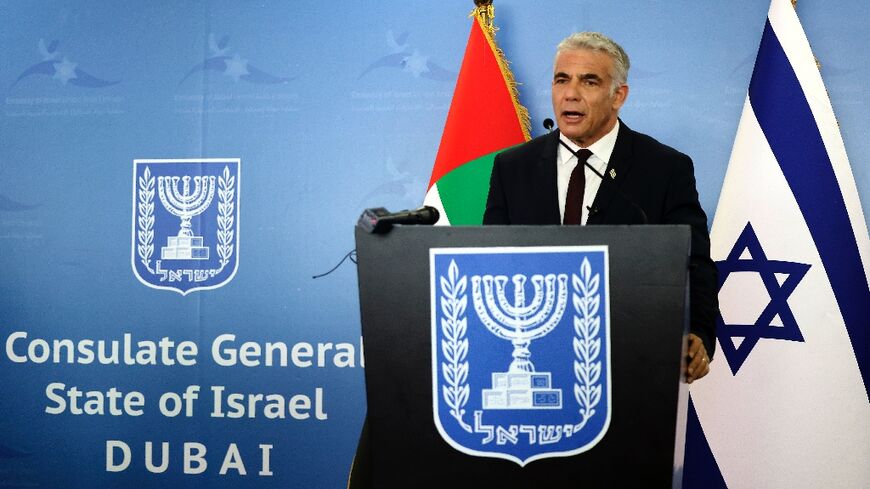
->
[440,259,471,433]
[136,167,155,273]
[572,257,603,431]
[215,165,235,272]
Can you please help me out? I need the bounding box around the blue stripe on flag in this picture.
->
[683,396,727,489]
[748,20,870,396]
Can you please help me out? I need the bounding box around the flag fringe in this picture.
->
[470,4,531,141]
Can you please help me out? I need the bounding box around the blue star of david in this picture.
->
[715,222,810,375]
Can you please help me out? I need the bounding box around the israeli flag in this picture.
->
[690,1,870,487]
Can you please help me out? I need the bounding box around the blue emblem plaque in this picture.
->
[431,246,611,466]
[132,158,240,295]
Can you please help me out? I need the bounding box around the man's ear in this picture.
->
[612,84,629,111]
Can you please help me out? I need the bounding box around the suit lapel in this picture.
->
[538,130,561,224]
[588,120,635,224]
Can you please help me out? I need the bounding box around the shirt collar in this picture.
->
[557,119,620,168]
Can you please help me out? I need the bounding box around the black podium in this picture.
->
[354,225,690,488]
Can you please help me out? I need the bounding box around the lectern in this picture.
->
[354,225,690,488]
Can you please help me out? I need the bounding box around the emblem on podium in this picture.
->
[132,158,240,294]
[431,246,611,466]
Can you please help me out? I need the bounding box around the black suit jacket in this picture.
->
[484,121,718,356]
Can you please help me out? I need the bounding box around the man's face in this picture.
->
[551,48,628,147]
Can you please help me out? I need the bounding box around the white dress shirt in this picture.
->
[556,120,620,225]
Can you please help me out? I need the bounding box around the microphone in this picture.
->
[357,205,440,234]
[542,119,648,224]
[543,118,555,131]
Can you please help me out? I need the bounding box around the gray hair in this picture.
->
[556,32,630,94]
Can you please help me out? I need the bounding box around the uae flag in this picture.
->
[687,0,870,487]
[423,2,530,225]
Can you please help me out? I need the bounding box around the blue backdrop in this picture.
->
[1,1,867,487]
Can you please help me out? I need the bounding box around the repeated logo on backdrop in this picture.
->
[13,39,119,88]
[431,246,611,466]
[180,34,294,85]
[132,159,241,295]
[359,30,455,81]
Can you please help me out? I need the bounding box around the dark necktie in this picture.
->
[563,149,592,225]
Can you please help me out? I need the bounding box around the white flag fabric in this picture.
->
[690,0,870,488]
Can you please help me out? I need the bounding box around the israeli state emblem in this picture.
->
[131,158,240,294]
[431,246,611,466]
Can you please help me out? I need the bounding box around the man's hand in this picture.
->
[685,333,710,384]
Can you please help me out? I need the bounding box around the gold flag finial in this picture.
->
[473,0,495,29]
[791,0,797,8]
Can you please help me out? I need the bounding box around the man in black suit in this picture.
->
[484,32,717,383]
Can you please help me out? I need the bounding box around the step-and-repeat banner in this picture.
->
[1,1,867,487]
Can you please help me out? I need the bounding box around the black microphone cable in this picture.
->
[543,118,648,224]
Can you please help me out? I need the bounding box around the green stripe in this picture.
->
[437,147,514,225]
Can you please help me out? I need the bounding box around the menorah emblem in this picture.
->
[157,174,216,260]
[472,273,569,410]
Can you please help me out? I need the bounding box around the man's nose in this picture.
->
[564,80,581,100]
